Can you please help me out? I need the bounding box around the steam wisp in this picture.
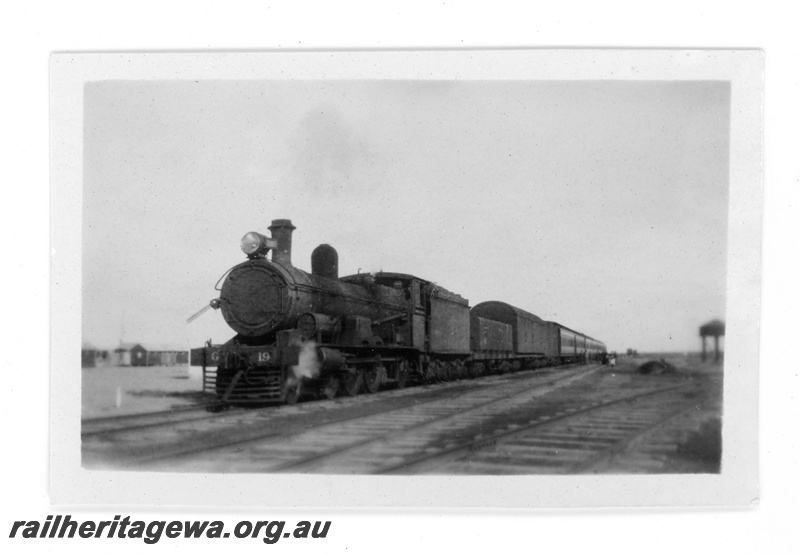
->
[290,341,322,381]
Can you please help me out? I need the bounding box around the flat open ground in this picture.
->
[81,365,210,419]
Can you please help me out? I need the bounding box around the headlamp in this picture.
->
[240,231,278,259]
[241,232,264,255]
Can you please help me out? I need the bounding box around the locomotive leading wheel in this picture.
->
[283,378,303,405]
[341,369,362,396]
[363,365,382,394]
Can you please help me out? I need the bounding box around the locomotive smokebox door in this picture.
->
[219,262,291,336]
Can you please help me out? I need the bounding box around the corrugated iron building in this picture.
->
[81,342,110,368]
[113,343,188,367]
[136,344,188,366]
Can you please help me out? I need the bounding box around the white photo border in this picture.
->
[50,49,762,507]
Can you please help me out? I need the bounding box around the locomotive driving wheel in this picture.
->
[321,374,340,400]
[395,360,409,389]
[363,364,383,394]
[425,360,439,383]
[341,368,362,396]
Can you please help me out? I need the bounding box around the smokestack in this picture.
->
[268,219,296,266]
[311,244,339,279]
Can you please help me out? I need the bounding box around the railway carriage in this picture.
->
[469,301,558,371]
[548,322,607,363]
[585,338,605,361]
[470,315,513,370]
[553,323,577,363]
[552,323,584,363]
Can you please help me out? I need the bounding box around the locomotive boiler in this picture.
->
[220,220,408,341]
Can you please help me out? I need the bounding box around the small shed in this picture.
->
[81,342,109,368]
[129,344,149,366]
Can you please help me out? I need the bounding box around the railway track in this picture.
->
[395,381,701,474]
[84,364,718,475]
[80,373,486,442]
[82,405,225,437]
[579,374,723,474]
[149,368,710,474]
[278,375,700,475]
[82,364,600,469]
[134,364,631,473]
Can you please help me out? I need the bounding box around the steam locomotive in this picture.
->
[191,219,606,405]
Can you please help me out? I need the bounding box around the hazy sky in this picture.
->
[83,79,729,353]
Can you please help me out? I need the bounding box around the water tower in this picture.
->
[699,319,725,362]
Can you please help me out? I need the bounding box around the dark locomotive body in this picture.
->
[192,219,606,405]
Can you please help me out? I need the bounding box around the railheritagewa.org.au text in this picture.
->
[9,515,331,544]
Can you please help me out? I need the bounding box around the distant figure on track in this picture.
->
[609,354,616,367]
